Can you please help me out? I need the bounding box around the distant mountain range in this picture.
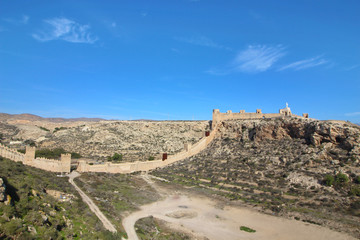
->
[0,113,105,123]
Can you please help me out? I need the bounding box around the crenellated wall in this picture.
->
[212,108,308,129]
[0,144,25,162]
[1,108,310,175]
[0,144,71,173]
[77,124,218,174]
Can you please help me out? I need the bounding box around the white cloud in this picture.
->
[232,45,286,73]
[32,17,97,44]
[278,56,328,71]
[345,112,360,116]
[175,36,231,50]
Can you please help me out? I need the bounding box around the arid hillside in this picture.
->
[0,116,210,161]
[153,118,360,238]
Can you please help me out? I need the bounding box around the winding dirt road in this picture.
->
[68,171,117,233]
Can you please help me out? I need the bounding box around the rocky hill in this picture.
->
[0,117,210,161]
[152,117,360,238]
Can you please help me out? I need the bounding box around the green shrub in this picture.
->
[53,127,68,132]
[39,126,50,131]
[323,175,334,186]
[34,148,82,159]
[71,152,82,159]
[148,156,155,161]
[335,173,349,184]
[107,153,123,162]
[240,226,256,233]
[354,176,360,184]
[35,148,66,159]
[349,186,360,196]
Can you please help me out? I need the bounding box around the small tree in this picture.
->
[323,174,334,186]
[108,153,123,162]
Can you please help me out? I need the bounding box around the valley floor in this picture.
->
[123,174,356,240]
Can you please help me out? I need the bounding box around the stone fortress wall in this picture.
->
[0,144,25,162]
[0,144,71,173]
[76,124,218,173]
[0,105,309,174]
[212,104,309,129]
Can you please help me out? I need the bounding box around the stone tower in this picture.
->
[212,109,220,129]
[61,153,71,173]
[24,146,35,165]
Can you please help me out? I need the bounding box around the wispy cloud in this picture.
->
[32,17,98,44]
[206,44,286,75]
[175,36,231,50]
[345,112,360,116]
[344,64,360,71]
[3,15,29,25]
[232,44,286,73]
[278,55,328,71]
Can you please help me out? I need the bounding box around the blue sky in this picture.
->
[1,1,359,121]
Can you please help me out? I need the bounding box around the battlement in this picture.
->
[0,145,71,173]
[212,104,309,129]
[0,144,25,162]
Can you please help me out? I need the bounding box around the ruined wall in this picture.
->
[0,144,71,173]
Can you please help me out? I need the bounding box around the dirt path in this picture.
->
[122,174,356,240]
[67,171,117,233]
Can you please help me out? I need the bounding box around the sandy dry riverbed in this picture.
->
[122,192,356,240]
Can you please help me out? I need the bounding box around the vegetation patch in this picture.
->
[240,226,256,233]
[107,152,123,162]
[38,126,50,131]
[34,148,82,159]
[0,156,118,239]
[54,127,68,133]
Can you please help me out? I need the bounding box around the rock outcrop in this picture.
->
[218,118,360,161]
[0,178,6,202]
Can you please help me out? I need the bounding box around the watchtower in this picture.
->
[61,153,71,173]
[24,146,35,165]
